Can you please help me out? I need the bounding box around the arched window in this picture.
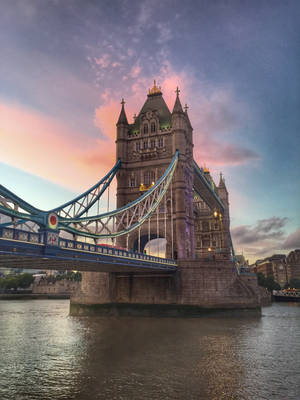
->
[143,124,148,134]
[151,122,156,133]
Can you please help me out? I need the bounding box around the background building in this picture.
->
[252,254,288,288]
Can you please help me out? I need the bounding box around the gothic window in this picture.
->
[214,223,218,230]
[158,138,163,147]
[150,140,155,148]
[143,141,148,149]
[151,122,156,133]
[130,178,135,187]
[143,124,148,134]
[136,142,140,151]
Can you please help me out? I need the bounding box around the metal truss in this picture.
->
[58,151,179,239]
[193,160,224,212]
[50,159,120,219]
[0,153,177,241]
[0,160,120,231]
[0,185,43,232]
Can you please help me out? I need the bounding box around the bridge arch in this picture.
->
[131,234,166,256]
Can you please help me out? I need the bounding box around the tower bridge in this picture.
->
[0,82,262,315]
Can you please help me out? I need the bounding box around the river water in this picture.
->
[0,300,299,400]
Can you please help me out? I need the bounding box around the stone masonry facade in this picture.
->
[70,82,261,316]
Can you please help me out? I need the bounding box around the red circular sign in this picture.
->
[48,213,58,229]
[50,215,57,226]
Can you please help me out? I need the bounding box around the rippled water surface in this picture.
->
[0,300,299,400]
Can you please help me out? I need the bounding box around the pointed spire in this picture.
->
[117,98,128,125]
[218,172,226,188]
[172,86,184,114]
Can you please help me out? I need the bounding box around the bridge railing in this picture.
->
[0,227,177,267]
[59,238,177,266]
[0,226,43,244]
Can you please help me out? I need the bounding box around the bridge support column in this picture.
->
[70,271,116,315]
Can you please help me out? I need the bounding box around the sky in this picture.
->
[0,0,299,263]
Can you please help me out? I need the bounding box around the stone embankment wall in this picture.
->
[258,286,272,306]
[70,260,262,316]
[32,279,79,295]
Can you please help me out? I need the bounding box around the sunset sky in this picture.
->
[0,0,299,262]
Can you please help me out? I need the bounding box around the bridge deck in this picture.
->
[0,227,177,273]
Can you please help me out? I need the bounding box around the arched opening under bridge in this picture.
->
[132,234,166,258]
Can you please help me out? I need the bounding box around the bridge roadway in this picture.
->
[0,227,177,273]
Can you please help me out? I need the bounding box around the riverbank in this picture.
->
[0,293,70,300]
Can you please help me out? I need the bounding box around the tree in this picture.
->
[256,272,281,292]
[0,273,34,291]
[257,272,266,287]
[18,273,34,288]
[264,275,281,292]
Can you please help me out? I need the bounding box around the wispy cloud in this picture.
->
[231,217,289,261]
[282,227,300,250]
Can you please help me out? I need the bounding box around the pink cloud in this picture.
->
[94,63,259,168]
[0,100,115,191]
[95,54,110,68]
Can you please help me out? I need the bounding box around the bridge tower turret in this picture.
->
[171,88,195,259]
[218,173,231,258]
[116,98,129,161]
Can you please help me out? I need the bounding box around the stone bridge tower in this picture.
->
[116,81,194,259]
[70,82,262,316]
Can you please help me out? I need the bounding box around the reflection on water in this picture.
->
[0,301,299,400]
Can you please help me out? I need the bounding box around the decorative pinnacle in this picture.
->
[175,86,180,96]
[184,103,189,113]
[148,80,162,95]
[121,98,125,106]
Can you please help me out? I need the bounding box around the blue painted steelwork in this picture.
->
[0,184,43,215]
[0,204,45,226]
[193,160,224,212]
[62,151,178,223]
[0,154,178,264]
[50,159,121,218]
[57,150,179,239]
[0,226,177,272]
[0,160,121,229]
[0,153,176,240]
